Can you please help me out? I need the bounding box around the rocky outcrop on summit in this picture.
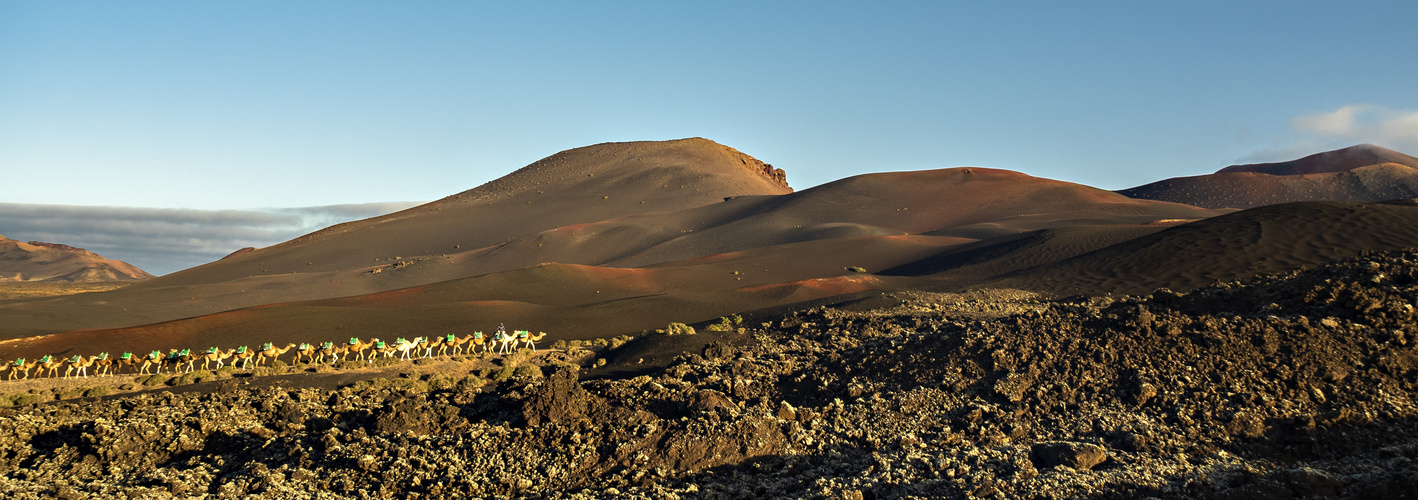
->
[0,235,153,282]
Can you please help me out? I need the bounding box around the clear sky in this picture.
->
[3,1,1418,274]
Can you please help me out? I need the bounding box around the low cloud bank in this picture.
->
[0,202,424,276]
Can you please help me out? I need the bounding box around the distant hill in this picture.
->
[0,235,153,282]
[1118,144,1418,209]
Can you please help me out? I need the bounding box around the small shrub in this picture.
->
[568,339,584,349]
[608,335,633,349]
[85,386,113,398]
[477,368,494,379]
[458,376,487,389]
[140,374,168,386]
[215,366,238,378]
[373,357,401,367]
[594,358,607,367]
[11,394,43,406]
[513,364,543,379]
[335,360,362,370]
[251,366,275,378]
[414,357,437,366]
[119,383,137,391]
[427,375,457,391]
[492,364,517,382]
[846,266,867,273]
[664,323,696,336]
[170,371,211,386]
[592,338,608,346]
[551,340,568,349]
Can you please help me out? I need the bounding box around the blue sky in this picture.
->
[3,1,1417,274]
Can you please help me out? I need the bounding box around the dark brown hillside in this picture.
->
[980,199,1418,296]
[1119,144,1418,209]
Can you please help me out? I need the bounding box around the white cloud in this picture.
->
[1240,105,1418,164]
[0,202,425,276]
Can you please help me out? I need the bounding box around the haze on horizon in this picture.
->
[3,1,1417,275]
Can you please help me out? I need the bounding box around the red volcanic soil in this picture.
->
[0,235,153,282]
[1119,144,1418,209]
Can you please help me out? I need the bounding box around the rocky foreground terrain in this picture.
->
[3,251,1418,499]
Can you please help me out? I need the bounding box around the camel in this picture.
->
[161,349,196,374]
[92,352,115,377]
[318,341,343,363]
[494,331,518,355]
[466,332,488,354]
[138,350,165,375]
[394,337,423,360]
[293,343,318,364]
[517,331,548,351]
[201,348,235,370]
[374,340,396,359]
[255,343,296,367]
[7,358,29,380]
[232,346,255,369]
[113,352,141,375]
[342,338,379,362]
[448,333,476,356]
[36,355,64,378]
[435,333,469,357]
[64,354,98,379]
[421,336,446,358]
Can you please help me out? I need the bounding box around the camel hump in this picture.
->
[349,337,359,345]
[69,355,81,363]
[39,355,51,363]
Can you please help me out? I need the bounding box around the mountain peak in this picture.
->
[1219,144,1418,175]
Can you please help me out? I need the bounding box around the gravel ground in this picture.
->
[2,250,1418,498]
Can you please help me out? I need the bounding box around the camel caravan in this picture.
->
[1,327,551,381]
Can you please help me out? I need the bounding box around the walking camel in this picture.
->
[517,331,548,351]
[36,355,64,378]
[7,358,29,380]
[232,346,255,369]
[394,337,423,360]
[255,343,297,367]
[293,343,318,364]
[201,348,235,370]
[342,338,379,362]
[318,342,343,363]
[64,354,98,379]
[494,331,518,355]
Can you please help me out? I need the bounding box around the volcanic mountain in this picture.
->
[1117,144,1418,209]
[0,150,1226,355]
[0,235,153,282]
[7,140,1418,361]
